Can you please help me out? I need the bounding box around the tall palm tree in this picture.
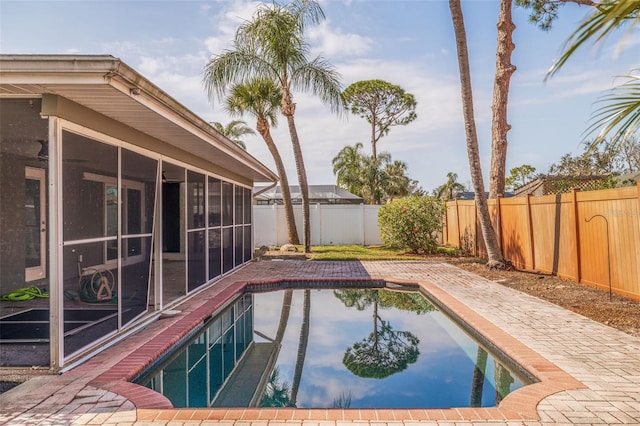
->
[547,1,640,147]
[449,0,509,269]
[203,0,343,253]
[210,120,255,150]
[225,78,300,244]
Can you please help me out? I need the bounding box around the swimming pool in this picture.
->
[136,281,533,409]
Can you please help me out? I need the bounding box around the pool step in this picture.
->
[212,341,279,407]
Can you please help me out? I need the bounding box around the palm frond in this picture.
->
[547,1,640,79]
[227,119,256,138]
[585,72,640,147]
[291,56,344,115]
[287,0,325,29]
[202,49,275,102]
[211,121,225,134]
[225,78,282,128]
[237,4,307,64]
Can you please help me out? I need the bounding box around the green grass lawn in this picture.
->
[304,245,460,261]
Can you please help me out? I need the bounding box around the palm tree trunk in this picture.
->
[285,114,312,253]
[494,360,515,405]
[470,346,488,407]
[489,0,516,199]
[290,289,310,406]
[274,290,293,344]
[449,0,509,269]
[257,118,300,244]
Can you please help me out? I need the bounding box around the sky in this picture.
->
[1,0,638,193]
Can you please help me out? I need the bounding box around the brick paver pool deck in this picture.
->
[1,260,639,425]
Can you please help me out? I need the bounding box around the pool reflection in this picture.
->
[138,286,529,409]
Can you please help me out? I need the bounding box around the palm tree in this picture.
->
[210,120,255,150]
[225,78,300,244]
[547,1,640,147]
[449,0,509,269]
[435,172,466,201]
[203,0,343,253]
[360,153,390,205]
[261,367,293,407]
[333,145,418,204]
[383,160,411,201]
[332,143,365,197]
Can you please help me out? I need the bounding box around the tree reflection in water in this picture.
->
[335,289,433,379]
[261,367,293,407]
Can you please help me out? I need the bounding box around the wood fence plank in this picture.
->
[444,184,640,300]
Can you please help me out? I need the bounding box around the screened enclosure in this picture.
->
[0,55,275,370]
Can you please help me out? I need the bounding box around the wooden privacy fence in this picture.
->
[443,182,640,300]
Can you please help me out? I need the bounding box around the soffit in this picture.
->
[0,56,277,183]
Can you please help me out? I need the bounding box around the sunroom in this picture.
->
[0,55,277,371]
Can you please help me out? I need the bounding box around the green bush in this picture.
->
[377,196,444,254]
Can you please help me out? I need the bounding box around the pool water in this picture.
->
[137,284,531,409]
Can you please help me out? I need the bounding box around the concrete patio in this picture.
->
[1,260,639,425]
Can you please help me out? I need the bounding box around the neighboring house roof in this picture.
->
[254,184,364,204]
[514,174,612,196]
[618,171,640,185]
[455,191,514,200]
[0,54,278,183]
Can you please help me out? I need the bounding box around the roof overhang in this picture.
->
[0,54,278,183]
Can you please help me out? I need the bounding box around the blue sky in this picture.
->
[2,0,638,192]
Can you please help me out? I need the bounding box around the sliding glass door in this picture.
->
[61,129,157,358]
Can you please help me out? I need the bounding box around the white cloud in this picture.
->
[203,0,262,55]
[308,21,373,59]
[138,57,161,75]
[100,40,140,58]
[510,68,625,109]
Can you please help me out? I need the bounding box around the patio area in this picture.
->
[1,260,639,425]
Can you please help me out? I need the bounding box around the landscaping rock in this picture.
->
[280,244,298,253]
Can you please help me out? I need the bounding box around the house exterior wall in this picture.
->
[0,98,50,294]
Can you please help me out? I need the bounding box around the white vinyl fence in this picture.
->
[253,204,382,247]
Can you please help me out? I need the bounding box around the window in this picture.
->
[24,167,46,281]
[81,172,146,269]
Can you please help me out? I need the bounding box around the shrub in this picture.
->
[377,196,444,254]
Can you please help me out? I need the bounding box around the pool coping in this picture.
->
[89,275,586,423]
